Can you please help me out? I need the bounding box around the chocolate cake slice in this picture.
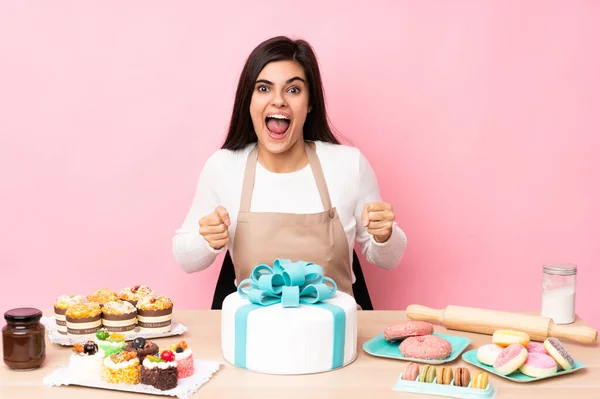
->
[141,352,178,391]
[124,337,159,362]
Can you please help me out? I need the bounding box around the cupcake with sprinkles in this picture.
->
[101,300,137,333]
[119,285,154,307]
[103,350,141,385]
[136,295,173,333]
[65,302,102,338]
[53,295,89,335]
[141,349,178,391]
[163,340,194,378]
[95,328,127,357]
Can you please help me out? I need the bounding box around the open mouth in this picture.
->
[265,114,290,137]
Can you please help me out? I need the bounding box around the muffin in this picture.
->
[141,350,178,391]
[119,285,154,307]
[101,300,137,333]
[66,303,102,338]
[163,340,194,378]
[68,341,105,383]
[136,295,173,333]
[124,337,159,362]
[103,351,140,385]
[53,295,89,335]
[95,328,127,357]
[87,288,119,306]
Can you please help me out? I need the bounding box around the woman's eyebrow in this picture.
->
[255,76,306,85]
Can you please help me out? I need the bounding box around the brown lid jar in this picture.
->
[3,308,46,370]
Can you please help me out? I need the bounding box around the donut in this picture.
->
[493,344,528,375]
[402,362,420,381]
[383,320,434,342]
[399,335,452,360]
[519,352,558,378]
[492,329,530,347]
[527,342,547,354]
[477,344,504,366]
[544,338,575,370]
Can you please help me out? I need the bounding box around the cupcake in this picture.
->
[87,288,119,306]
[68,341,105,383]
[53,295,89,335]
[102,351,140,385]
[101,300,137,333]
[119,285,154,307]
[124,337,159,362]
[141,350,178,391]
[66,303,102,338]
[163,340,194,378]
[95,328,127,356]
[136,296,173,333]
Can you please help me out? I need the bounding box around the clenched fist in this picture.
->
[361,202,395,243]
[199,206,231,250]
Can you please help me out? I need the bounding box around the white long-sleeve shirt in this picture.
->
[172,140,407,283]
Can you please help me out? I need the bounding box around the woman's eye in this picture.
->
[288,87,300,94]
[257,85,269,92]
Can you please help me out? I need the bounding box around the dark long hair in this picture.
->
[221,36,340,150]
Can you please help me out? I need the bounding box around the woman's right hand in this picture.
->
[198,206,231,250]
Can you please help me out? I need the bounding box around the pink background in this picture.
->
[1,2,598,330]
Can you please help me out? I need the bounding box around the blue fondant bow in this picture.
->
[237,258,337,307]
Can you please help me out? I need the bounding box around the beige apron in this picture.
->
[231,142,354,297]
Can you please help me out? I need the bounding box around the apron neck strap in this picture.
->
[239,141,333,212]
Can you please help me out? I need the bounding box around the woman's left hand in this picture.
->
[361,202,395,243]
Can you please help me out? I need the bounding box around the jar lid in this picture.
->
[543,262,577,276]
[4,307,43,323]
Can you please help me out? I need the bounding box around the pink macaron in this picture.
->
[527,342,547,354]
[519,352,557,378]
[493,344,528,376]
[402,362,420,381]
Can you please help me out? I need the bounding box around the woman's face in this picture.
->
[250,60,310,155]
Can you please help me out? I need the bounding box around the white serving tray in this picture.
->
[41,316,188,346]
[43,359,222,399]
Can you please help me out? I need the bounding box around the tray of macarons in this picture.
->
[461,329,586,383]
[393,361,497,399]
[363,320,472,364]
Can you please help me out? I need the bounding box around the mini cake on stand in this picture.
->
[124,337,159,362]
[136,296,173,333]
[95,328,127,357]
[119,285,154,307]
[54,295,89,335]
[68,341,105,383]
[101,301,137,333]
[103,351,141,385]
[66,303,102,338]
[141,350,178,391]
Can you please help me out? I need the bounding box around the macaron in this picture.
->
[519,352,558,378]
[493,344,528,376]
[544,338,575,370]
[477,344,504,366]
[453,367,470,387]
[418,365,436,383]
[402,362,420,381]
[472,371,489,389]
[437,366,453,385]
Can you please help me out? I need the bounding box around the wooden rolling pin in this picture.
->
[406,304,598,344]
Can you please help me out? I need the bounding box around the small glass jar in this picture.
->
[2,307,46,370]
[541,263,577,324]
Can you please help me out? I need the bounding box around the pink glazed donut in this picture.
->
[400,335,453,360]
[519,352,557,378]
[527,342,547,354]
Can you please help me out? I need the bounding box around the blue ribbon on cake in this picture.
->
[234,258,346,370]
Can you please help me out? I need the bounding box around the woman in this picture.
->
[172,36,407,305]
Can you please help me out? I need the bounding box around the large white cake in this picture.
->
[221,290,358,374]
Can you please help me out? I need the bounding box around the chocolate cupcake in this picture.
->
[101,301,137,333]
[125,337,159,362]
[136,296,173,333]
[66,303,102,337]
[53,295,89,335]
[119,285,154,307]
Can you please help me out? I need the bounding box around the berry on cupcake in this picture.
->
[124,337,159,362]
[141,350,178,391]
[136,295,173,333]
[163,340,194,378]
[95,328,127,357]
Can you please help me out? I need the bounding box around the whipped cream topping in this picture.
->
[142,358,177,369]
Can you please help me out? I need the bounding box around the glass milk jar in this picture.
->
[541,263,577,324]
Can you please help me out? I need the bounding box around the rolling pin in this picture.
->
[406,304,598,344]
